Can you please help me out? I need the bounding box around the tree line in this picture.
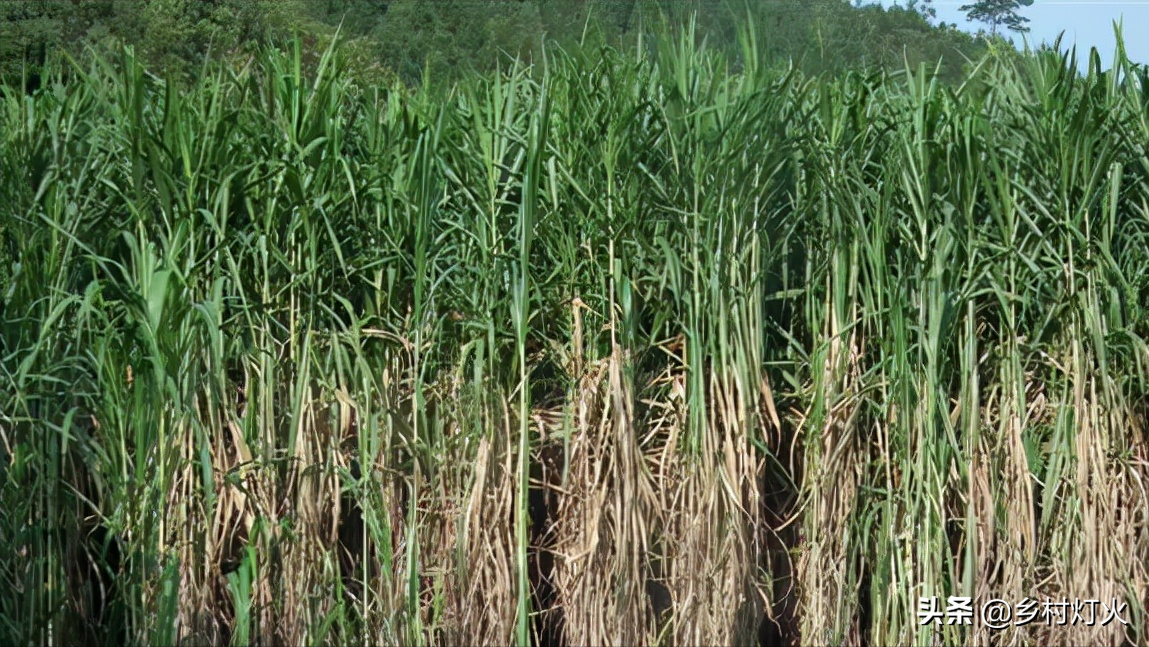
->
[0,0,1023,92]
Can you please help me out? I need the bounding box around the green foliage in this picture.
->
[2,0,993,96]
[112,0,272,81]
[960,0,1034,35]
[2,23,1148,646]
[0,0,70,87]
[368,0,547,86]
[0,0,290,91]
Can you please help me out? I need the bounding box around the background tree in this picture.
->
[907,0,937,22]
[960,0,1034,35]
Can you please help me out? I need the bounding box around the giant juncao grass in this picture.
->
[1,19,1147,647]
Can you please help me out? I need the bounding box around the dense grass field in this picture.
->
[2,22,1148,647]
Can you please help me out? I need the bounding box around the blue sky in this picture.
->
[879,1,1148,70]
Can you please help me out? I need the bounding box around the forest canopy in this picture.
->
[1,0,996,91]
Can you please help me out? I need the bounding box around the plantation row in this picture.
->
[2,24,1148,647]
